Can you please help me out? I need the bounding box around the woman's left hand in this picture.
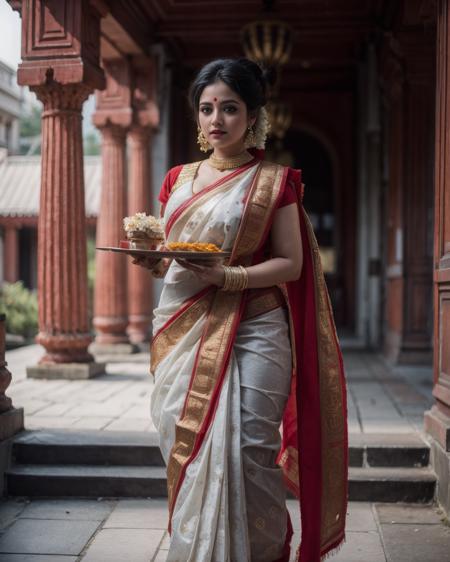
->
[176,258,225,287]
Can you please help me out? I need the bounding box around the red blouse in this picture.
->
[158,163,303,208]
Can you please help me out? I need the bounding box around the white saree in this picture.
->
[150,161,293,562]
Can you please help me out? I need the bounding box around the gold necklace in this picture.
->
[208,150,254,171]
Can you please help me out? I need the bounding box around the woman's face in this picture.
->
[198,80,256,153]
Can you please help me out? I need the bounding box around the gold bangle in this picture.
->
[222,266,232,291]
[222,266,232,290]
[221,265,248,291]
[238,265,249,290]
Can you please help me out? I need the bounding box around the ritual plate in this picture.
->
[96,246,231,260]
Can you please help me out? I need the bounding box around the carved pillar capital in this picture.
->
[128,124,152,145]
[93,57,133,129]
[32,82,93,114]
[131,55,160,130]
[98,123,128,144]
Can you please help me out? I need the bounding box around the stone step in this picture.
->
[5,464,436,503]
[348,433,430,467]
[6,464,167,498]
[12,429,165,467]
[349,466,436,503]
[12,429,430,468]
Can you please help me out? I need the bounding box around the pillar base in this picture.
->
[425,406,450,517]
[89,342,138,356]
[424,406,450,451]
[0,407,24,441]
[429,439,450,516]
[26,362,106,380]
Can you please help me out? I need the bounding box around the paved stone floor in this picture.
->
[5,345,434,435]
[0,498,449,561]
[1,345,443,561]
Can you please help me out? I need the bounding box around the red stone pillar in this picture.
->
[126,56,159,343]
[13,0,106,377]
[34,83,95,364]
[93,124,130,345]
[425,0,450,517]
[3,225,19,283]
[127,126,153,343]
[92,58,134,351]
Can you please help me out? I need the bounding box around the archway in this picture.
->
[274,128,350,330]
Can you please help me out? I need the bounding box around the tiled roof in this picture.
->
[0,155,101,217]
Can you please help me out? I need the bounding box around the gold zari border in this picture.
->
[232,162,285,261]
[171,161,203,194]
[304,210,347,551]
[150,291,214,374]
[242,287,285,321]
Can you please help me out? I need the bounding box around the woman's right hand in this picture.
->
[131,244,169,271]
[131,255,162,270]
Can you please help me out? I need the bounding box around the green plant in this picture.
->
[83,132,100,155]
[0,282,38,338]
[19,105,42,138]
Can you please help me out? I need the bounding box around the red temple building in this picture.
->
[2,0,450,518]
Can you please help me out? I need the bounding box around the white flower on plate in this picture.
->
[123,213,164,236]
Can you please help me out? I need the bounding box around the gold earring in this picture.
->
[197,126,211,153]
[244,125,256,149]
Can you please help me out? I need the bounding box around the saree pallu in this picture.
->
[150,159,348,562]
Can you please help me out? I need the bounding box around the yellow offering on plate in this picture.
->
[167,242,221,253]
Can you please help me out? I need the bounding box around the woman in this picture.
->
[134,58,348,562]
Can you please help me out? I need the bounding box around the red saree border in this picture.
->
[165,159,258,237]
[150,287,214,375]
[151,286,212,343]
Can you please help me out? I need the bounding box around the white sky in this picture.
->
[0,1,21,70]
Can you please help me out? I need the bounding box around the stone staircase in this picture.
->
[4,429,436,502]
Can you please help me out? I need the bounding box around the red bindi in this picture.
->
[213,97,218,101]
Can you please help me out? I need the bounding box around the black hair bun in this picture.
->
[236,57,267,97]
[189,57,268,113]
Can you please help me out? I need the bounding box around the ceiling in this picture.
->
[102,0,392,90]
[100,0,435,92]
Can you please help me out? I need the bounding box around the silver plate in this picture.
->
[96,247,231,260]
